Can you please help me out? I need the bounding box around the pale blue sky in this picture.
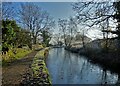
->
[11,2,76,33]
[36,2,75,20]
[7,2,116,40]
[12,2,75,22]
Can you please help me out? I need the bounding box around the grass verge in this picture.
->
[2,48,32,66]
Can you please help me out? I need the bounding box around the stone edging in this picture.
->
[21,48,51,85]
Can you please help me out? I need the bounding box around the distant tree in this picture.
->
[53,33,61,45]
[40,30,52,47]
[58,19,68,46]
[58,41,63,46]
[75,31,88,49]
[67,17,78,46]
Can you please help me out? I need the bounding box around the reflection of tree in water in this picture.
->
[79,60,85,79]
[47,48,119,84]
[101,69,107,84]
[116,75,120,85]
[67,52,73,83]
[79,58,90,80]
[57,48,68,81]
[56,48,61,57]
[84,59,91,78]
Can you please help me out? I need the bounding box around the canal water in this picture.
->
[46,48,119,84]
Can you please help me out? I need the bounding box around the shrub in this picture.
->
[2,48,32,65]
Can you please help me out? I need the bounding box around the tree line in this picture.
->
[57,1,120,52]
[72,1,120,51]
[2,3,55,53]
[2,1,120,53]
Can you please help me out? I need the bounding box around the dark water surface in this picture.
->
[46,48,119,84]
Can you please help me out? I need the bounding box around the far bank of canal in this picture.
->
[46,48,119,84]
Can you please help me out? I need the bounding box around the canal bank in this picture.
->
[46,48,119,84]
[21,48,51,85]
[65,46,120,74]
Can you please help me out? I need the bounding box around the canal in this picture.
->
[46,48,119,84]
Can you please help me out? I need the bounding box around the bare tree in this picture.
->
[72,2,114,28]
[58,19,68,46]
[67,16,78,47]
[19,3,55,44]
[58,17,78,47]
[72,1,120,51]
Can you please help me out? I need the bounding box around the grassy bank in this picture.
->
[21,48,51,85]
[2,44,44,66]
[2,48,32,66]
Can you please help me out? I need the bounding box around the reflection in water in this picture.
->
[101,69,107,84]
[46,48,118,84]
[116,75,120,84]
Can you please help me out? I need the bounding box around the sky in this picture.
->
[12,2,75,21]
[9,2,117,40]
[36,2,75,20]
[36,2,76,33]
[12,2,76,33]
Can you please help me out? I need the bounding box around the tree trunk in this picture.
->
[82,31,86,50]
[33,36,37,44]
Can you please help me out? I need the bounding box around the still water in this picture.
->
[46,48,119,84]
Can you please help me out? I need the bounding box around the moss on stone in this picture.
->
[30,48,52,85]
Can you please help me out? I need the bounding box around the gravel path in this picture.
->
[2,50,38,85]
